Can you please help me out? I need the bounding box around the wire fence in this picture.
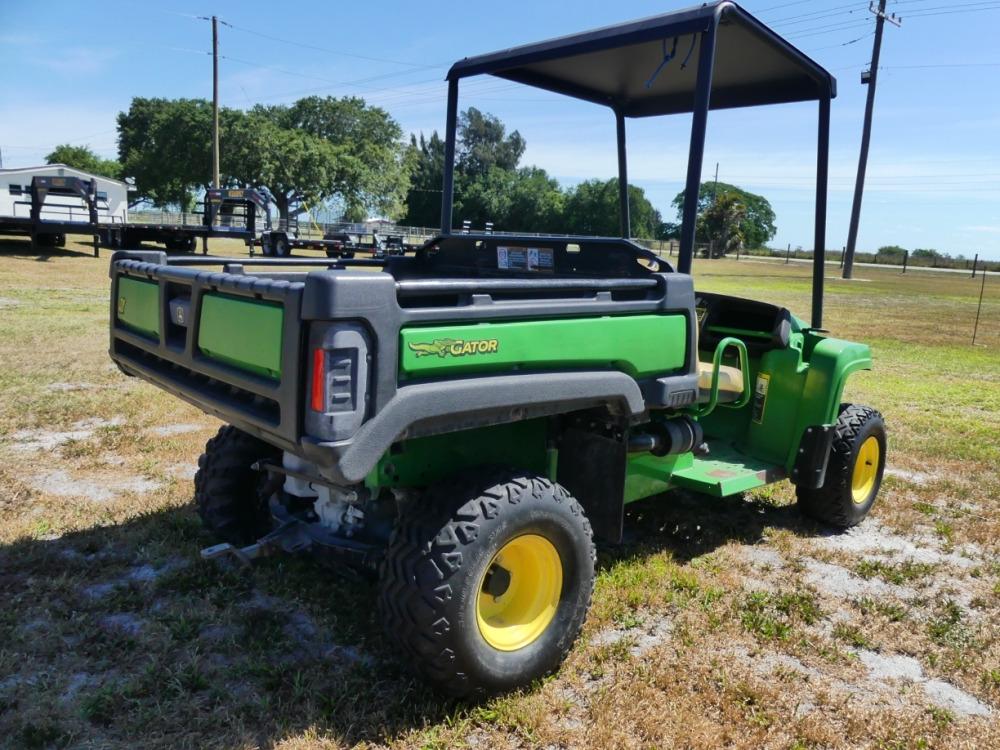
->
[125,209,1000,274]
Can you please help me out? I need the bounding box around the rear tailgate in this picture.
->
[110,251,305,448]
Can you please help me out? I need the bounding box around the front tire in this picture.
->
[194,425,279,545]
[378,471,595,697]
[797,404,886,529]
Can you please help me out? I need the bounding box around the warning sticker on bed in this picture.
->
[497,246,554,272]
[751,372,770,424]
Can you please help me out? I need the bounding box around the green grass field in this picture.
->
[1,235,998,749]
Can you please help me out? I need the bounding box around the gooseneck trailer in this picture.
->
[0,175,107,255]
[103,188,271,254]
[108,1,885,697]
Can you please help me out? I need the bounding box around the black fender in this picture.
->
[301,370,646,484]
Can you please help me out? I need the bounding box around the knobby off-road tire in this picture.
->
[194,425,279,545]
[797,404,886,529]
[378,471,596,697]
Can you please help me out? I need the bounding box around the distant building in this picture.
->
[0,164,129,225]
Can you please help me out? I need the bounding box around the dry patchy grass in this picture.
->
[0,235,997,749]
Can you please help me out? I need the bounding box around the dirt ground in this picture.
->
[0,235,997,749]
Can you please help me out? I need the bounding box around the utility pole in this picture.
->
[199,15,224,188]
[211,15,220,189]
[708,162,719,259]
[843,0,901,279]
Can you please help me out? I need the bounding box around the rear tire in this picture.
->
[194,425,279,545]
[797,404,886,529]
[378,471,595,697]
[273,234,290,258]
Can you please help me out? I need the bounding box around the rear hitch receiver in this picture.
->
[200,519,310,567]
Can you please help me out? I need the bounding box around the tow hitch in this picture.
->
[200,518,310,567]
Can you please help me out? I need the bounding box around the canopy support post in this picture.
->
[440,78,459,235]
[812,93,831,329]
[678,27,717,274]
[615,108,630,238]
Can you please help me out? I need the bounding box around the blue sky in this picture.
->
[2,0,999,258]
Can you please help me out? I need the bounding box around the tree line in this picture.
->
[45,96,777,249]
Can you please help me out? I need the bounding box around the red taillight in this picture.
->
[310,347,325,412]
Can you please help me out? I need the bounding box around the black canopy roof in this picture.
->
[447,1,836,117]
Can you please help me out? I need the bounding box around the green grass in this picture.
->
[855,560,938,585]
[739,590,822,641]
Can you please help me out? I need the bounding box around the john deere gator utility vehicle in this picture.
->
[108,1,886,696]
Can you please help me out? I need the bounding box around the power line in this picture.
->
[756,0,821,13]
[886,62,1000,68]
[224,21,448,71]
[905,5,1000,19]
[769,3,869,27]
[787,19,875,40]
[807,31,875,52]
[892,0,1000,9]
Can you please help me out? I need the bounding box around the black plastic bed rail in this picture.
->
[109,252,308,451]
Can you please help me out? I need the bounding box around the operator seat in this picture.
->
[696,361,745,404]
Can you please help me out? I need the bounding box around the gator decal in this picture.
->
[408,338,500,358]
[400,314,687,379]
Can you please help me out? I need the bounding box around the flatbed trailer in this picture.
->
[257,232,356,258]
[257,216,356,259]
[103,221,253,254]
[102,188,268,254]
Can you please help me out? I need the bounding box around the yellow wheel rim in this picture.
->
[476,534,563,651]
[852,436,880,504]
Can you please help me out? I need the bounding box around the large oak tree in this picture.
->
[116,96,408,222]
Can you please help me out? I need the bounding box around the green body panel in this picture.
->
[368,298,871,508]
[198,294,284,380]
[624,452,692,503]
[746,332,871,471]
[367,419,549,489]
[744,344,808,466]
[399,314,687,379]
[798,333,873,426]
[699,325,871,473]
[116,277,160,338]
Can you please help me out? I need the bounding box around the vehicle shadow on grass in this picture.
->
[609,489,819,565]
[0,506,461,749]
[0,237,97,260]
[0,490,825,748]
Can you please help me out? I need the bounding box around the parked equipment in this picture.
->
[259,210,355,259]
[107,1,885,697]
[103,188,270,254]
[0,164,128,255]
